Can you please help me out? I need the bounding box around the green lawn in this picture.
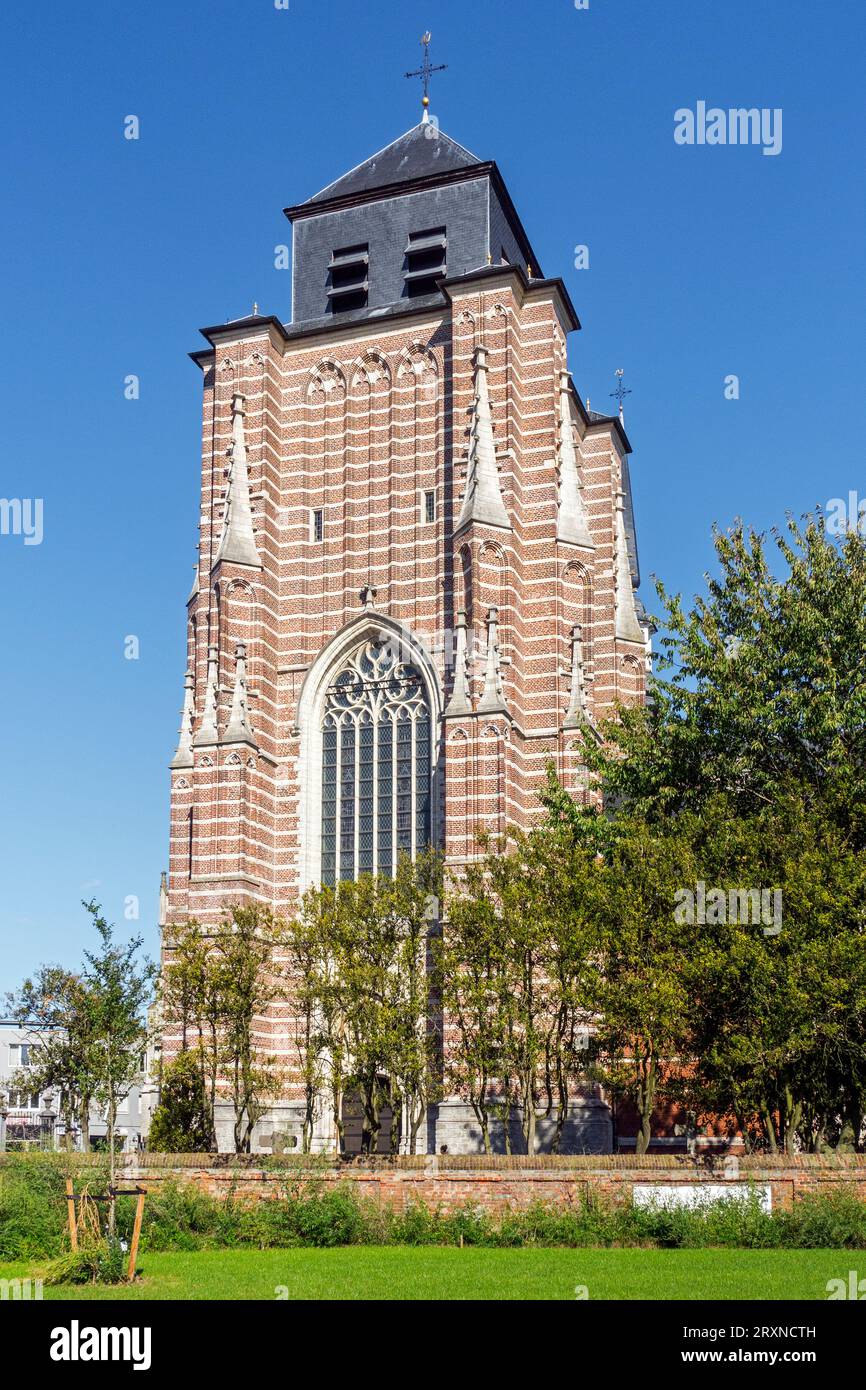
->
[0,1247,852,1300]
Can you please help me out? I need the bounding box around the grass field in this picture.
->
[0,1248,851,1301]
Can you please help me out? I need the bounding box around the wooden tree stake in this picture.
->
[127,1191,145,1281]
[65,1178,78,1251]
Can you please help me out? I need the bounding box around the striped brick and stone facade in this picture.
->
[161,119,648,1153]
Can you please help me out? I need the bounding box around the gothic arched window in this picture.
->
[320,639,431,885]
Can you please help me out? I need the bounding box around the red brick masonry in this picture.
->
[22,1154,866,1213]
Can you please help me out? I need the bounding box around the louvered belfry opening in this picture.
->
[327,241,370,313]
[404,226,446,298]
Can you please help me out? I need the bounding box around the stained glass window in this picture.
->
[320,639,432,885]
[321,723,337,884]
[377,717,392,877]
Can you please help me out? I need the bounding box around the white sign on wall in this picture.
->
[632,1183,772,1213]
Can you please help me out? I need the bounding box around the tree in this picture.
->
[437,871,511,1154]
[530,828,606,1153]
[593,816,697,1154]
[7,904,154,1184]
[159,908,294,1154]
[293,884,350,1154]
[158,919,222,1150]
[317,874,388,1154]
[5,966,98,1150]
[441,811,602,1156]
[383,851,442,1154]
[288,852,442,1155]
[579,513,866,1152]
[590,514,866,837]
[682,790,866,1153]
[210,904,288,1154]
[285,898,328,1154]
[79,902,155,1221]
[147,1050,212,1152]
[332,855,440,1155]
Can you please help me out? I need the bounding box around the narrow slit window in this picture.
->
[423,490,436,524]
[310,508,324,543]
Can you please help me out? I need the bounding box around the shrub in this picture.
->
[236,1184,369,1248]
[5,1153,866,1257]
[388,1199,446,1246]
[777,1190,866,1249]
[40,1239,127,1286]
[622,1189,774,1249]
[131,1180,243,1252]
[147,1052,212,1153]
[0,1153,107,1261]
[290,1188,368,1247]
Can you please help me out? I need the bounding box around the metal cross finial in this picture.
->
[610,368,632,421]
[405,31,447,114]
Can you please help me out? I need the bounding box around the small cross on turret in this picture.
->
[610,368,632,424]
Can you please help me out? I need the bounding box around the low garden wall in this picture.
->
[12,1152,866,1213]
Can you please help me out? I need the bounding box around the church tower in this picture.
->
[163,105,647,1152]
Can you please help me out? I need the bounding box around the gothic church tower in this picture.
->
[163,111,647,1152]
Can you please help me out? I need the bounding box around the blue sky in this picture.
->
[1,0,864,988]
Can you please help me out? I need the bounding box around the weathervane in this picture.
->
[405,32,447,121]
[610,368,632,422]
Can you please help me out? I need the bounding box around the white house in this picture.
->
[0,1019,145,1151]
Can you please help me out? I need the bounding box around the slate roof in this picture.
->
[306,122,482,205]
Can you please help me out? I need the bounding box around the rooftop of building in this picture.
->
[189,110,641,585]
[302,121,483,208]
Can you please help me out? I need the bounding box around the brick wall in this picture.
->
[30,1154,866,1214]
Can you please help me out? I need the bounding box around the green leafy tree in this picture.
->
[335,855,441,1155]
[329,874,392,1154]
[158,919,222,1150]
[383,851,442,1154]
[284,899,328,1154]
[441,812,602,1156]
[590,514,866,834]
[8,904,154,1183]
[5,966,98,1149]
[79,902,155,1217]
[147,1049,212,1152]
[436,871,510,1154]
[289,852,442,1155]
[580,514,866,1152]
[594,816,697,1154]
[683,790,866,1152]
[160,908,291,1154]
[295,884,350,1155]
[211,904,288,1154]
